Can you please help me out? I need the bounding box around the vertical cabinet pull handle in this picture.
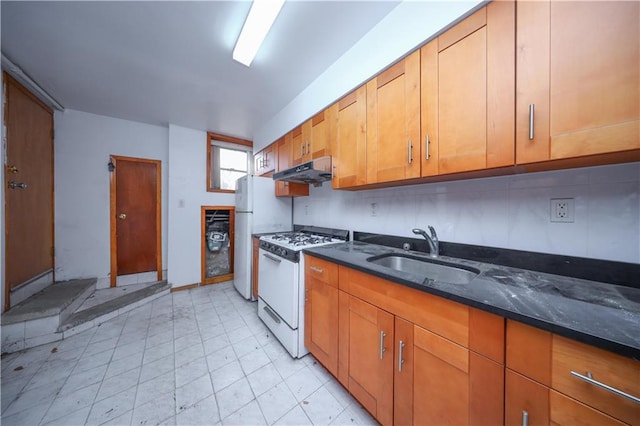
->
[398,340,405,372]
[425,135,430,160]
[307,140,310,156]
[570,371,640,404]
[522,410,528,426]
[301,143,304,157]
[407,140,413,164]
[379,331,387,360]
[528,104,535,140]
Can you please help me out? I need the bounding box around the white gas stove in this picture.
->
[257,226,348,358]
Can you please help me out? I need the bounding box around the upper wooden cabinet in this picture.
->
[421,1,515,176]
[308,105,335,160]
[516,0,640,164]
[254,143,275,176]
[332,86,367,189]
[366,50,421,184]
[291,124,305,165]
[275,134,309,197]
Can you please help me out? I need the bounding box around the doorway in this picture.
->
[109,155,162,287]
[3,73,55,311]
[201,206,234,285]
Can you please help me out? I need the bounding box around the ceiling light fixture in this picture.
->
[233,0,285,67]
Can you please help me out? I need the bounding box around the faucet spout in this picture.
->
[412,227,439,258]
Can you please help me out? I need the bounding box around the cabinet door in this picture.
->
[413,325,504,426]
[309,106,335,160]
[505,369,550,426]
[304,259,339,376]
[344,295,394,425]
[275,134,309,197]
[332,86,367,188]
[291,125,305,165]
[516,1,639,163]
[366,50,421,184]
[393,317,414,426]
[422,1,515,176]
[252,237,260,300]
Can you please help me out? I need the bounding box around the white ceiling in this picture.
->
[1,1,401,140]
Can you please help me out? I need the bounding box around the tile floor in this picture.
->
[76,282,158,312]
[1,282,376,426]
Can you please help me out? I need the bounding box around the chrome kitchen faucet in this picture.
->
[412,226,439,258]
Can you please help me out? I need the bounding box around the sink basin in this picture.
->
[367,254,480,285]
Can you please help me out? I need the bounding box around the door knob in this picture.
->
[118,213,127,220]
[8,181,27,189]
[7,165,19,174]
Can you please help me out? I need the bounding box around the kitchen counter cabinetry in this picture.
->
[506,321,639,426]
[275,134,309,197]
[516,1,639,166]
[331,86,367,189]
[305,255,505,425]
[366,50,421,185]
[307,106,335,161]
[421,0,515,177]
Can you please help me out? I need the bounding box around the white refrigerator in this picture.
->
[234,175,292,299]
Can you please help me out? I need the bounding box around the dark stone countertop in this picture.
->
[304,241,640,360]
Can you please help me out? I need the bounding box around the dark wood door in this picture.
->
[4,73,54,310]
[110,156,161,285]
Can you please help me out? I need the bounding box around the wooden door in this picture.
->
[516,1,639,163]
[366,50,421,184]
[4,73,54,310]
[309,106,334,160]
[304,257,339,376]
[332,86,367,189]
[505,370,550,426]
[393,317,414,426]
[423,1,514,176]
[110,155,161,286]
[345,295,394,425]
[291,125,305,165]
[413,324,504,425]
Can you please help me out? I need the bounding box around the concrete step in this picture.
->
[1,278,96,353]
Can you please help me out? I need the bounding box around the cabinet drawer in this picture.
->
[552,335,640,424]
[305,255,338,287]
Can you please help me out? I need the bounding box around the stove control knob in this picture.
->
[280,248,288,257]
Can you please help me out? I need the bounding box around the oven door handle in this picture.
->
[263,304,281,324]
[262,253,282,263]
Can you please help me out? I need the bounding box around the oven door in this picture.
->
[257,248,299,329]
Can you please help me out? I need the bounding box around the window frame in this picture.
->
[206,132,253,193]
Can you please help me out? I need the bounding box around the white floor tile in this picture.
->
[203,334,231,355]
[176,373,214,413]
[175,356,209,388]
[139,353,174,383]
[41,382,100,424]
[41,405,91,426]
[272,352,307,379]
[175,342,206,368]
[232,335,260,358]
[246,363,283,397]
[85,386,136,425]
[95,367,140,403]
[238,348,271,375]
[210,360,245,393]
[301,386,345,425]
[3,378,64,417]
[215,377,255,420]
[222,399,266,426]
[1,401,50,426]
[135,370,175,408]
[131,390,175,426]
[273,404,313,426]
[103,350,143,379]
[59,363,107,396]
[284,366,323,402]
[176,394,220,426]
[256,382,298,424]
[143,340,174,365]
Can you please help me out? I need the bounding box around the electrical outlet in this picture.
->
[370,202,378,217]
[550,198,574,223]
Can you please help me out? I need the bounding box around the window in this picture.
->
[207,132,253,192]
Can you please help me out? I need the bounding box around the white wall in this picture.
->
[254,0,482,149]
[167,124,235,288]
[295,163,640,264]
[54,109,169,286]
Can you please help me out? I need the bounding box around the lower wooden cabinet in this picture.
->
[251,236,260,300]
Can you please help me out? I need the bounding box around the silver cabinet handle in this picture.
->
[522,410,528,426]
[398,340,405,372]
[307,140,310,156]
[570,371,640,404]
[425,135,430,160]
[263,305,281,324]
[301,143,304,157]
[309,266,323,274]
[407,140,413,164]
[262,253,282,263]
[528,104,535,140]
[8,181,27,189]
[379,331,387,360]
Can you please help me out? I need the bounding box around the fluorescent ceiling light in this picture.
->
[233,0,286,67]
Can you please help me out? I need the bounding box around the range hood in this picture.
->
[273,156,332,186]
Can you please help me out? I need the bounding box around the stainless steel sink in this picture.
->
[367,254,480,285]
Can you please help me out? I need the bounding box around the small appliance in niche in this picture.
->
[202,208,233,284]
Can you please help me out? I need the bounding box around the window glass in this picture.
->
[207,134,252,192]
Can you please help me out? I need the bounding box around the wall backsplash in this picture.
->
[293,162,640,264]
